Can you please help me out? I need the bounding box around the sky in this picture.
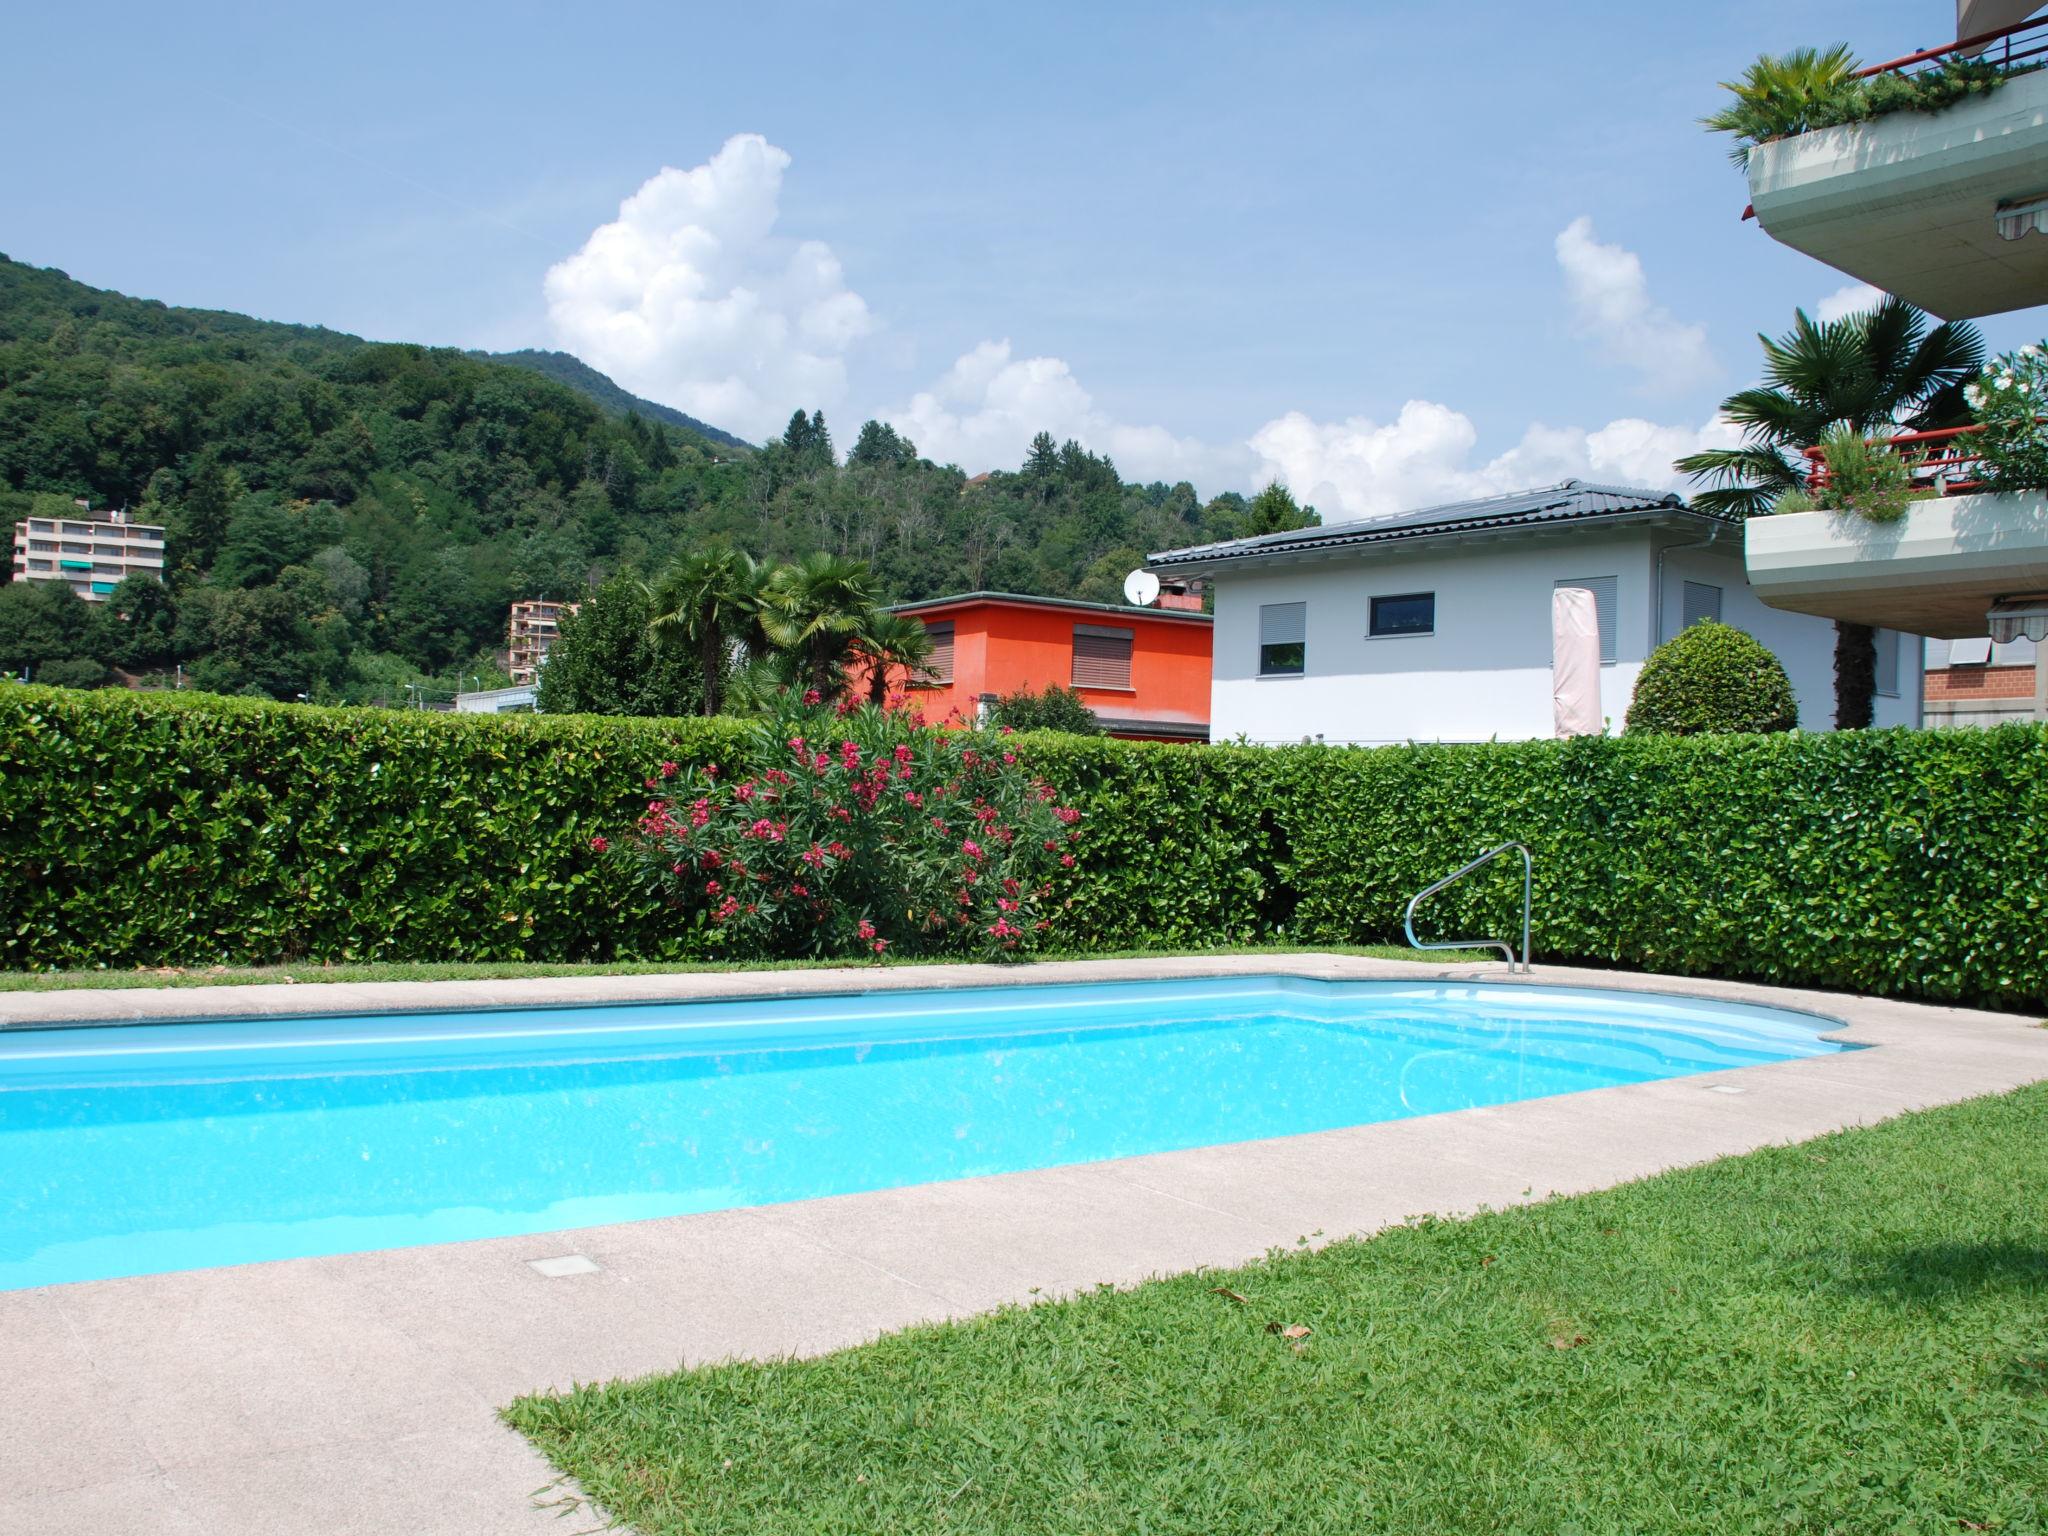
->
[6,0,2041,519]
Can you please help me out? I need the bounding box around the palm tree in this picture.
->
[1676,295,1983,725]
[1701,44,1860,165]
[644,548,763,717]
[756,552,876,698]
[851,608,938,708]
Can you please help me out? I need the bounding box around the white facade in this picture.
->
[1205,527,1921,745]
[12,511,166,602]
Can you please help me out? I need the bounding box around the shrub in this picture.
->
[31,657,112,690]
[619,693,1078,961]
[984,685,1102,736]
[1808,424,1916,523]
[3,687,2045,1010]
[1965,344,2048,491]
[1626,623,1799,737]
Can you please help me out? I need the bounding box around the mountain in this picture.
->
[0,254,1251,703]
[479,349,753,451]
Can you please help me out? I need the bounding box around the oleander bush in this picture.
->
[3,684,2045,1008]
[1626,622,1800,737]
[617,692,1079,961]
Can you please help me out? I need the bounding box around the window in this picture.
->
[1556,576,1618,664]
[1071,625,1134,690]
[922,620,954,684]
[1875,628,1900,697]
[1259,601,1306,675]
[1681,580,1722,629]
[1368,592,1435,637]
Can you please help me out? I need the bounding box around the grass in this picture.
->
[506,1085,2048,1535]
[0,944,1488,992]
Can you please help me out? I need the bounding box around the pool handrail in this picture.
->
[1403,842,1533,973]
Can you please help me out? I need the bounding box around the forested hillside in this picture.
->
[477,349,752,450]
[0,255,1276,702]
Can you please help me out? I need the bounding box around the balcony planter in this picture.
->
[1747,67,2048,319]
[1745,490,2048,636]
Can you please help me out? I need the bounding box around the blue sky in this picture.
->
[6,0,2038,513]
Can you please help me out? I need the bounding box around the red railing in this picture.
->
[1854,13,2048,79]
[1803,423,1990,496]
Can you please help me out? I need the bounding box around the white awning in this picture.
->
[1987,593,2048,642]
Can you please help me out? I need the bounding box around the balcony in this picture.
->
[1745,19,2048,320]
[1745,423,2048,637]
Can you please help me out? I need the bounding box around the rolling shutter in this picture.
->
[1556,576,1618,663]
[1681,580,1721,629]
[924,620,954,683]
[1072,624,1134,689]
[1874,628,1900,697]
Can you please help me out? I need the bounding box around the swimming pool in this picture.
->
[0,977,1848,1290]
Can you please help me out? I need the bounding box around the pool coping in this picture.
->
[6,953,2047,1535]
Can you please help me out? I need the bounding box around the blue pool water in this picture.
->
[0,978,1847,1290]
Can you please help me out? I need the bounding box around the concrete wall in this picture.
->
[1208,530,1920,745]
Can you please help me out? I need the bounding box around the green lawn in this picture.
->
[506,1085,2048,1535]
[0,945,1485,992]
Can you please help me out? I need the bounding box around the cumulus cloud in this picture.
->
[1249,403,1741,522]
[1555,216,1715,391]
[883,340,1255,487]
[1814,281,1885,322]
[545,134,875,441]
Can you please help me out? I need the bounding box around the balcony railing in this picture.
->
[1797,421,2048,497]
[1854,14,2048,81]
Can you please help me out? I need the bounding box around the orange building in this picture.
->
[878,591,1212,741]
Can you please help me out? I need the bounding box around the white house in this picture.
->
[1147,481,1922,745]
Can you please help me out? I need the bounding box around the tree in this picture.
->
[849,420,917,469]
[534,575,702,717]
[1023,431,1060,484]
[850,608,936,707]
[1676,296,1982,727]
[756,552,875,696]
[1625,622,1799,736]
[0,579,96,676]
[644,547,763,716]
[1243,481,1319,536]
[95,573,178,670]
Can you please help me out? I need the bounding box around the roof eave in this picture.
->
[1147,506,1731,573]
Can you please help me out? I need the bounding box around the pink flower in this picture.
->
[1002,752,1017,765]
[789,737,807,754]
[962,838,983,860]
[803,689,822,706]
[872,938,889,954]
[588,835,609,853]
[988,917,1020,940]
[705,763,719,778]
[801,843,827,868]
[659,760,679,779]
[894,744,914,765]
[705,879,722,895]
[1060,853,1075,868]
[857,919,876,940]
[1054,806,1081,824]
[999,726,1016,736]
[735,782,756,803]
[904,790,924,808]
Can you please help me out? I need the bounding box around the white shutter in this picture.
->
[1071,625,1133,689]
[1259,602,1306,646]
[1681,580,1722,629]
[1556,576,1618,663]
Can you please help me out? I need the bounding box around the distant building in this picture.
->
[1922,636,2044,728]
[11,503,165,602]
[507,599,579,684]
[871,591,1212,741]
[454,683,538,714]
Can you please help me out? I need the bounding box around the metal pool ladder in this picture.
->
[1402,842,1533,973]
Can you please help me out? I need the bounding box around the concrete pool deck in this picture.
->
[4,953,2046,1534]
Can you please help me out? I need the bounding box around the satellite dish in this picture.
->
[1123,569,1161,607]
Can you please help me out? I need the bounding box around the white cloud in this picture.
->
[545,134,875,441]
[1249,402,1741,522]
[1555,216,1716,391]
[1815,281,1885,322]
[884,339,1255,487]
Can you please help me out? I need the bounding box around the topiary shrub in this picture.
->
[1626,622,1798,736]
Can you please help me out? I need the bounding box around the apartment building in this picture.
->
[507,599,580,684]
[11,505,166,602]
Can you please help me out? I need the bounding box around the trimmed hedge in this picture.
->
[4,685,2045,1009]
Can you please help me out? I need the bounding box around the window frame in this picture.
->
[1366,591,1435,639]
[920,620,955,686]
[1258,600,1307,677]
